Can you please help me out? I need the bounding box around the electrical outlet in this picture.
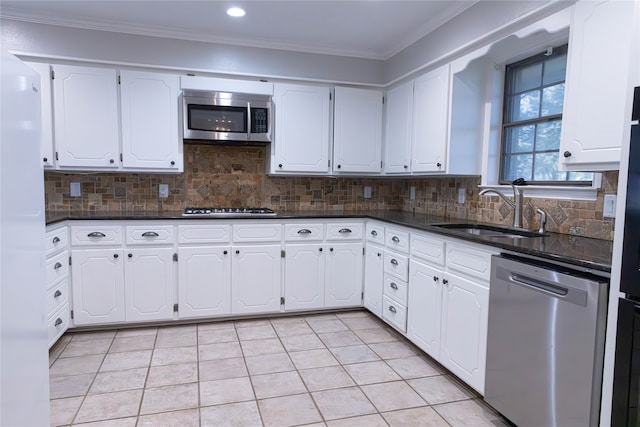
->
[410,186,416,200]
[458,188,465,204]
[70,182,81,197]
[159,184,169,198]
[603,194,616,218]
[364,186,372,199]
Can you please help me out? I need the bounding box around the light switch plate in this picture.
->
[70,182,81,197]
[364,186,372,199]
[458,188,465,204]
[159,184,169,198]
[603,194,616,218]
[410,186,416,200]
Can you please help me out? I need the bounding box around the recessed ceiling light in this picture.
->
[227,7,246,17]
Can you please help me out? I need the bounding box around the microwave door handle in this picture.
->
[247,102,251,140]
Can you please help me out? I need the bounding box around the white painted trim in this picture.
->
[478,178,601,201]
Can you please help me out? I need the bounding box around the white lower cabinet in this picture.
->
[232,245,282,314]
[124,248,175,322]
[177,246,231,319]
[363,243,384,317]
[71,248,126,325]
[407,260,443,359]
[325,243,364,308]
[284,243,325,311]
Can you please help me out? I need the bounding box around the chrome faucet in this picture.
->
[479,180,525,228]
[536,208,547,234]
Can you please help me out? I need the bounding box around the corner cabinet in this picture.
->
[332,87,383,173]
[559,0,638,171]
[270,83,331,174]
[24,62,55,169]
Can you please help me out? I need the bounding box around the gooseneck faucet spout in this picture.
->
[479,181,525,228]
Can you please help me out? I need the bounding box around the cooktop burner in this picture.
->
[182,207,277,217]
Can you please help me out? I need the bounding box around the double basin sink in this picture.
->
[431,223,547,239]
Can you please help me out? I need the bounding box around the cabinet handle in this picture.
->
[392,236,400,243]
[337,164,342,169]
[436,162,442,168]
[442,278,448,285]
[371,230,377,236]
[87,232,106,238]
[404,165,408,169]
[223,250,228,255]
[433,276,438,282]
[388,306,397,314]
[390,259,398,266]
[109,159,115,164]
[54,262,63,270]
[54,318,63,327]
[141,231,159,237]
[330,248,334,252]
[170,161,175,166]
[298,229,312,234]
[377,253,381,257]
[43,157,48,162]
[563,151,572,158]
[319,247,323,252]
[128,253,133,258]
[54,290,62,298]
[52,236,61,244]
[236,250,240,254]
[390,282,398,290]
[113,254,119,259]
[338,228,352,234]
[278,164,283,168]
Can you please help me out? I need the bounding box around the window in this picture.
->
[500,45,592,185]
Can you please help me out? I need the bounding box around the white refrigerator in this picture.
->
[0,50,50,425]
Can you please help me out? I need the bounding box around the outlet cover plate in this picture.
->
[364,186,372,199]
[70,182,81,197]
[458,188,465,204]
[159,184,169,198]
[410,186,416,200]
[603,194,616,218]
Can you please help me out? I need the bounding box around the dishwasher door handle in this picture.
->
[508,273,587,306]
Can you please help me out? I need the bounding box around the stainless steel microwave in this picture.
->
[181,90,272,144]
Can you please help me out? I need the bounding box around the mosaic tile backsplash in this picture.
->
[44,145,617,240]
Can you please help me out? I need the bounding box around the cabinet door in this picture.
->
[440,272,489,393]
[384,81,413,174]
[120,70,181,171]
[560,0,637,171]
[333,87,383,173]
[24,62,55,169]
[412,64,450,173]
[71,248,125,325]
[407,260,443,359]
[124,248,175,322]
[52,65,120,169]
[273,84,330,173]
[325,242,364,308]
[284,244,325,311]
[232,245,282,314]
[363,244,384,317]
[178,246,231,319]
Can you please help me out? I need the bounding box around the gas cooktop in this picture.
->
[182,207,277,217]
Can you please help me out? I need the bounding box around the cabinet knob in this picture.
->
[433,276,438,282]
[436,162,442,168]
[43,157,48,162]
[54,290,62,298]
[390,282,398,290]
[52,236,61,244]
[128,253,133,258]
[377,252,381,257]
[54,262,63,270]
[236,250,240,254]
[337,164,342,169]
[54,318,63,327]
[392,236,400,243]
[442,278,448,285]
[390,259,398,266]
[319,247,323,252]
[371,230,377,236]
[170,161,175,166]
[404,165,408,169]
[330,248,334,252]
[563,151,572,158]
[278,164,283,168]
[113,254,119,259]
[388,305,397,314]
[223,250,228,255]
[109,159,115,164]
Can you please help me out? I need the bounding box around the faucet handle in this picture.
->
[535,208,547,234]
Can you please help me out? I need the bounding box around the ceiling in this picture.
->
[0,1,478,60]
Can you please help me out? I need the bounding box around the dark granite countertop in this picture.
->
[46,209,613,274]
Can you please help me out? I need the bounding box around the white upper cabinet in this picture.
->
[383,81,413,174]
[412,64,450,173]
[559,0,638,171]
[24,62,55,169]
[120,70,181,171]
[53,64,120,169]
[271,83,331,174]
[333,87,383,173]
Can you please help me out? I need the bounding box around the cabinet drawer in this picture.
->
[284,224,324,241]
[48,304,70,349]
[71,226,122,246]
[384,251,409,281]
[45,227,68,258]
[178,224,231,244]
[446,242,496,282]
[411,233,445,266]
[46,251,69,286]
[382,295,407,333]
[126,225,174,245]
[233,223,282,242]
[47,279,69,319]
[383,274,408,306]
[366,223,385,244]
[385,228,409,253]
[326,223,363,240]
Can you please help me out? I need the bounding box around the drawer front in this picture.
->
[178,224,231,244]
[47,279,69,319]
[46,251,69,286]
[71,226,122,246]
[385,229,409,253]
[384,251,409,281]
[326,223,363,240]
[126,225,174,245]
[446,242,496,282]
[45,227,68,258]
[233,223,282,243]
[48,304,70,348]
[366,223,385,244]
[411,234,445,266]
[284,224,324,242]
[383,274,408,306]
[382,295,407,333]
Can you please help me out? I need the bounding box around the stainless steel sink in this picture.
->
[431,223,547,239]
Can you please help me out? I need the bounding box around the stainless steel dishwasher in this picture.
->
[485,253,608,427]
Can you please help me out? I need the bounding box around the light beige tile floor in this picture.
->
[49,310,511,427]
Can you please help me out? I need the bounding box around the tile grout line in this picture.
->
[134,328,159,426]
